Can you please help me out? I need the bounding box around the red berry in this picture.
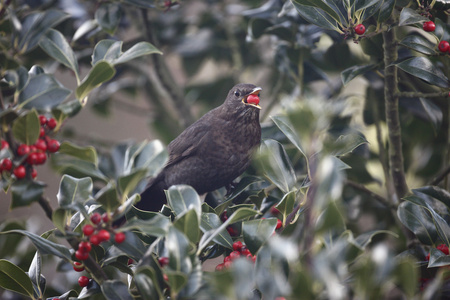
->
[224,256,231,262]
[114,232,126,244]
[229,251,241,260]
[232,241,243,252]
[215,263,225,271]
[425,253,430,261]
[270,206,280,215]
[423,21,436,32]
[34,139,47,152]
[1,140,9,149]
[31,168,37,178]
[75,250,89,261]
[158,256,169,267]
[39,127,45,137]
[13,165,26,179]
[221,212,228,222]
[223,261,232,268]
[127,258,134,265]
[354,24,365,35]
[437,244,449,255]
[275,297,287,300]
[39,115,47,125]
[241,248,251,256]
[78,275,90,287]
[73,261,85,272]
[78,241,92,253]
[90,213,102,224]
[47,118,57,130]
[97,229,110,242]
[27,152,39,165]
[247,254,256,262]
[227,226,238,236]
[102,212,110,223]
[163,274,169,281]
[276,219,283,229]
[35,152,47,165]
[1,159,13,171]
[82,224,95,236]
[17,144,30,156]
[438,41,450,53]
[47,139,60,153]
[246,94,260,106]
[90,234,101,246]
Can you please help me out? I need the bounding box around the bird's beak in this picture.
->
[242,87,262,109]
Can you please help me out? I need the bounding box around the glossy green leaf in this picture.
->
[92,40,122,65]
[414,186,450,209]
[92,40,162,66]
[332,132,368,156]
[134,267,162,299]
[39,29,79,80]
[374,0,396,23]
[28,252,44,299]
[405,195,450,246]
[95,3,122,35]
[399,34,436,55]
[18,74,71,109]
[314,156,345,210]
[243,218,277,254]
[0,222,26,258]
[10,180,46,209]
[341,64,377,85]
[11,109,40,145]
[271,115,306,158]
[52,208,67,233]
[0,230,72,260]
[0,259,34,298]
[57,175,93,207]
[76,60,116,101]
[123,0,156,9]
[428,248,450,267]
[118,168,147,198]
[291,0,341,22]
[396,57,449,88]
[59,141,98,165]
[174,209,200,243]
[166,185,201,221]
[200,213,233,249]
[96,183,121,212]
[114,231,147,261]
[15,10,69,53]
[398,7,428,26]
[166,271,189,295]
[114,42,162,65]
[167,227,191,274]
[133,140,167,176]
[291,0,342,32]
[258,139,296,193]
[52,158,108,182]
[397,201,437,245]
[120,214,170,237]
[101,280,133,300]
[275,191,296,226]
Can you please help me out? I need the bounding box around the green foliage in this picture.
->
[0,0,449,299]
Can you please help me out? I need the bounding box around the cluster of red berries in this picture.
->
[422,20,450,55]
[0,115,60,179]
[78,212,126,257]
[215,241,257,271]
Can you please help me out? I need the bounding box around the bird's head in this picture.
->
[226,83,262,111]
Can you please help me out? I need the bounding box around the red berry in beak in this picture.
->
[247,94,259,106]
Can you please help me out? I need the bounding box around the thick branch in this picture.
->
[382,28,409,199]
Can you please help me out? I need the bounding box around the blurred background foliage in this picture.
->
[1,0,450,299]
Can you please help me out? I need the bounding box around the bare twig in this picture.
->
[396,91,448,98]
[430,165,450,186]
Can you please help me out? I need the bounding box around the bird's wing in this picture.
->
[165,122,212,168]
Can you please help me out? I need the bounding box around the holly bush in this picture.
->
[1,0,449,299]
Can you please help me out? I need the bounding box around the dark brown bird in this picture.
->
[137,83,262,212]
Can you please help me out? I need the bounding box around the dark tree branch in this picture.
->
[396,91,448,98]
[382,27,409,199]
[430,165,450,186]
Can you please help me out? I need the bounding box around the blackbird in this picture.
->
[137,83,262,212]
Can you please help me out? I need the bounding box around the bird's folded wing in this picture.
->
[165,123,211,167]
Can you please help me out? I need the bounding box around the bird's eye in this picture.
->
[234,90,240,97]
